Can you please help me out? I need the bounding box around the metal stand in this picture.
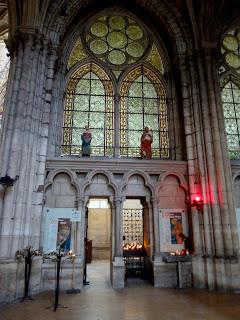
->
[54,250,63,311]
[21,247,34,302]
[16,247,41,302]
[45,250,67,312]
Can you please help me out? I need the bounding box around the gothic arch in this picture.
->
[155,171,188,197]
[43,0,192,57]
[44,168,80,193]
[81,169,117,198]
[120,169,154,195]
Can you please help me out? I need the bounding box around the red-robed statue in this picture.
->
[140,127,153,159]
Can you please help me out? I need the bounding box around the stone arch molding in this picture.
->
[81,169,118,198]
[120,170,154,196]
[232,172,240,182]
[155,171,188,198]
[43,0,191,56]
[44,168,80,194]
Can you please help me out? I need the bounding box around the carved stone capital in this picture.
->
[113,197,122,208]
[151,197,159,207]
[5,30,50,58]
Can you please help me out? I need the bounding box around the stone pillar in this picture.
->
[151,197,160,257]
[200,48,240,289]
[112,196,125,288]
[0,31,58,302]
[114,94,120,157]
[176,54,208,288]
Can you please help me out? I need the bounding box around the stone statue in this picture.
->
[81,126,92,157]
[140,127,153,159]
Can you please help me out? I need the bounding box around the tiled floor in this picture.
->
[1,260,240,320]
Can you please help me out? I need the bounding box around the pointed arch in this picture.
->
[62,61,114,156]
[119,65,169,158]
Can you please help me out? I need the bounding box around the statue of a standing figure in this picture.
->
[140,127,153,159]
[81,126,92,157]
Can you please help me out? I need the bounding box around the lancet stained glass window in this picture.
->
[62,62,114,156]
[120,66,169,158]
[62,13,169,158]
[221,78,240,159]
[220,28,240,159]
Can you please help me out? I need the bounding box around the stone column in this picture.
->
[176,54,208,288]
[112,196,125,288]
[151,197,160,257]
[188,53,215,289]
[114,94,120,157]
[201,48,240,289]
[0,31,58,302]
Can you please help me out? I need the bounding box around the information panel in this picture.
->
[159,209,188,252]
[43,208,81,253]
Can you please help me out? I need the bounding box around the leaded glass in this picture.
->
[64,14,169,159]
[225,53,240,69]
[128,113,143,130]
[144,99,158,114]
[221,79,240,159]
[107,31,128,49]
[146,43,164,74]
[143,81,157,98]
[90,39,108,55]
[126,42,144,58]
[91,79,105,95]
[72,111,88,128]
[85,15,149,67]
[223,35,238,51]
[126,25,143,40]
[74,95,89,111]
[128,98,143,113]
[108,50,126,65]
[120,66,169,158]
[221,29,240,71]
[89,112,105,128]
[91,22,108,37]
[225,118,238,134]
[75,79,90,94]
[223,103,235,118]
[90,95,105,111]
[62,62,114,156]
[129,81,142,97]
[67,39,87,70]
[144,114,159,130]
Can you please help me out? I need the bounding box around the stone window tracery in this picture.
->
[62,13,169,158]
[0,41,9,132]
[220,28,240,159]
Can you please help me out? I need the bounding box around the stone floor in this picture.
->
[1,260,240,320]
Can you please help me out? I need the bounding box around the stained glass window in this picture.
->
[221,79,240,159]
[221,29,240,72]
[220,28,240,159]
[120,66,169,158]
[85,15,149,67]
[67,39,87,70]
[0,41,9,132]
[62,13,170,158]
[62,62,114,156]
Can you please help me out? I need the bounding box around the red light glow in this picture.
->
[195,196,201,202]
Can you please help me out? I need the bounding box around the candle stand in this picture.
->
[15,246,42,302]
[44,250,74,311]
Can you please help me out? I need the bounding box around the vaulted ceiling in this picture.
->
[0,0,239,45]
[0,0,8,39]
